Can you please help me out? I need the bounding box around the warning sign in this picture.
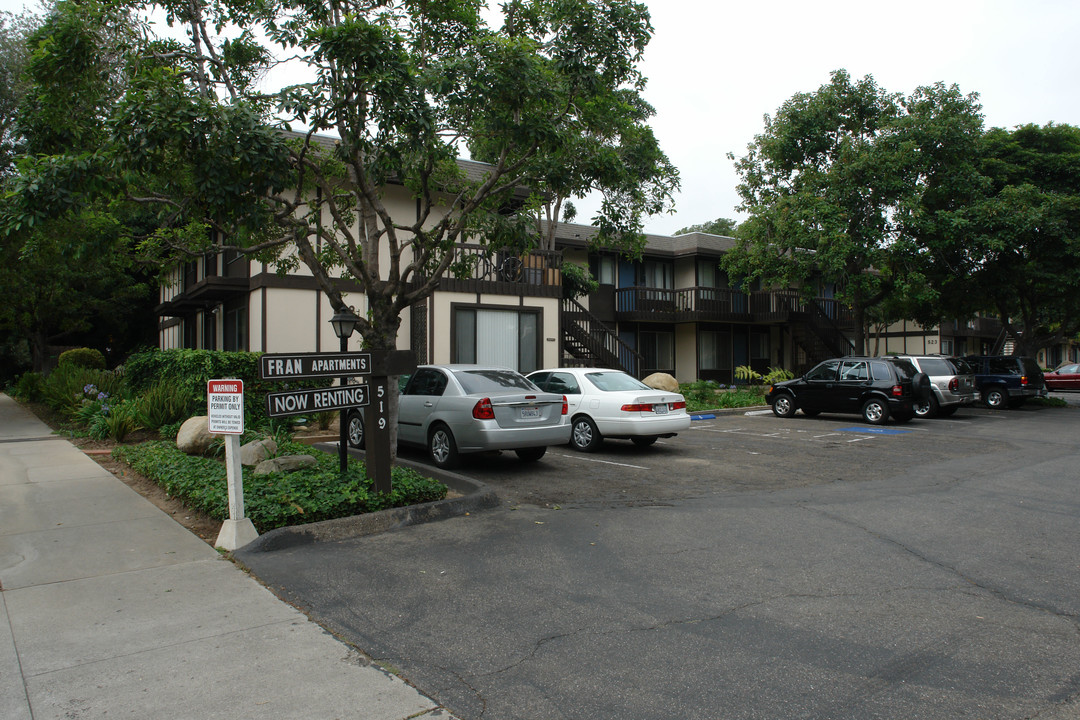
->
[207,379,245,434]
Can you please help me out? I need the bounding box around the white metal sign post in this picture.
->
[207,379,258,550]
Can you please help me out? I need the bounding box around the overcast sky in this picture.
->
[4,0,1079,236]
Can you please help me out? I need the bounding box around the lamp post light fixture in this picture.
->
[330,308,361,474]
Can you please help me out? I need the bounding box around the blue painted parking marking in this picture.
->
[691,414,716,420]
[836,426,912,435]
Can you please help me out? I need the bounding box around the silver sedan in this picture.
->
[395,365,570,469]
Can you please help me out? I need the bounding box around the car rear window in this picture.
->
[455,369,537,393]
[585,371,651,392]
[988,358,1019,375]
[949,357,974,374]
[1020,357,1043,377]
[889,359,918,379]
[917,358,952,375]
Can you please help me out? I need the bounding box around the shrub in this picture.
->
[134,379,198,430]
[41,366,124,418]
[111,441,448,532]
[58,347,106,370]
[13,372,45,402]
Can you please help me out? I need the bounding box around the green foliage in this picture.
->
[728,70,984,352]
[40,365,123,418]
[122,348,322,428]
[734,365,761,383]
[112,441,447,532]
[132,379,197,430]
[13,371,45,401]
[676,218,739,236]
[560,261,599,299]
[679,381,771,412]
[58,347,106,369]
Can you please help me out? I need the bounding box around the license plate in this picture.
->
[653,403,669,415]
[520,407,541,419]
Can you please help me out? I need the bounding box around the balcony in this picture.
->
[943,317,1002,338]
[435,244,563,298]
[612,286,852,326]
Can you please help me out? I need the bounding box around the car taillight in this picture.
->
[562,395,568,415]
[949,378,958,392]
[671,401,686,410]
[892,385,903,397]
[621,403,655,412]
[472,398,495,420]
[1021,375,1028,386]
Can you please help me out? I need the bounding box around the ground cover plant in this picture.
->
[112,440,447,533]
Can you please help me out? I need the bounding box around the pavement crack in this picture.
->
[802,504,1080,630]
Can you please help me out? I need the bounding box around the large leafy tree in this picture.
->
[675,217,738,236]
[53,0,675,359]
[725,70,984,353]
[0,2,156,374]
[950,123,1080,356]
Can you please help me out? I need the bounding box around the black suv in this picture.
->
[964,355,1047,408]
[766,357,930,425]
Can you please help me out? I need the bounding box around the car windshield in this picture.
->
[455,369,537,394]
[584,371,652,392]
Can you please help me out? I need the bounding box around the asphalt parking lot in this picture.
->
[238,399,1080,720]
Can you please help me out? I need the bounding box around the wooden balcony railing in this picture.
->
[436,243,563,297]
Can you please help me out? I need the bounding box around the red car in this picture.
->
[1045,363,1080,391]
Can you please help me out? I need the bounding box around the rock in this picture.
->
[642,372,679,392]
[176,416,214,455]
[240,437,278,466]
[254,455,318,476]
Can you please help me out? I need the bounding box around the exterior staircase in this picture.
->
[790,299,856,370]
[560,298,643,377]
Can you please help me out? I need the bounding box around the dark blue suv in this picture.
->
[964,355,1047,408]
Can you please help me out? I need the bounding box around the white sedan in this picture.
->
[527,368,690,451]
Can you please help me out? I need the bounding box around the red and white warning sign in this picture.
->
[207,379,244,434]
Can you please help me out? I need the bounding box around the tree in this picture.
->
[725,70,984,353]
[953,123,1080,356]
[0,1,155,373]
[5,0,676,446]
[675,217,738,236]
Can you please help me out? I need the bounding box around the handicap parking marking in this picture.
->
[836,426,913,436]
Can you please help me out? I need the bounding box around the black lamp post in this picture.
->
[330,308,361,474]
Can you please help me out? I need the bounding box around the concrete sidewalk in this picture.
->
[0,393,455,720]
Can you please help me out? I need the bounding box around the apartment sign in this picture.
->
[207,379,244,434]
[260,352,371,380]
[265,384,369,418]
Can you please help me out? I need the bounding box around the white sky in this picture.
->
[4,0,1079,235]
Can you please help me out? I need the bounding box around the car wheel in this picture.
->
[983,387,1007,409]
[346,411,365,449]
[914,394,939,418]
[570,416,602,452]
[631,436,658,447]
[772,393,797,418]
[428,424,460,469]
[861,398,889,425]
[515,447,546,462]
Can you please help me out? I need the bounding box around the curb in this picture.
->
[236,447,498,553]
[690,405,769,419]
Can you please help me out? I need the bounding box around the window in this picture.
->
[594,255,616,285]
[806,360,839,381]
[639,330,674,372]
[453,307,541,373]
[698,330,731,371]
[642,259,673,289]
[405,368,448,396]
[839,360,868,381]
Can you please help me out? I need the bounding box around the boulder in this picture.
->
[176,416,214,455]
[240,437,278,466]
[254,455,318,476]
[642,372,679,393]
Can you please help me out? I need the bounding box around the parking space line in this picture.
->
[556,454,650,470]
